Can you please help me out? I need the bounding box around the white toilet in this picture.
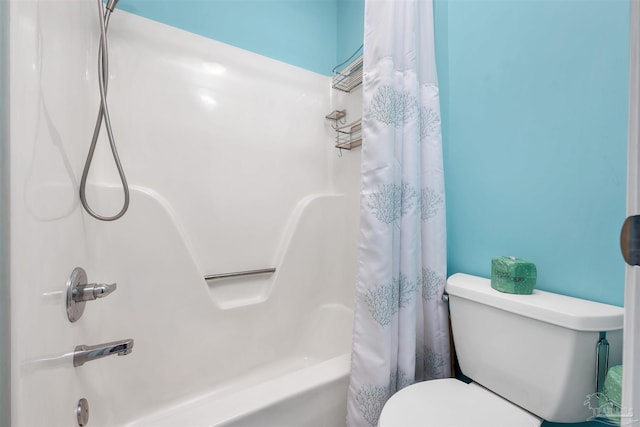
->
[379,273,624,426]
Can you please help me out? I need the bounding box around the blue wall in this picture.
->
[118,0,337,75]
[333,0,629,306]
[440,0,629,306]
[337,0,364,67]
[125,0,630,306]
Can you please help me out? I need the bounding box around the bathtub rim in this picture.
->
[125,352,351,427]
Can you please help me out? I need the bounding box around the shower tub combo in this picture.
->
[8,2,360,426]
[18,189,357,427]
[116,192,357,427]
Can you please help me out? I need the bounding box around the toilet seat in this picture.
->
[378,378,541,427]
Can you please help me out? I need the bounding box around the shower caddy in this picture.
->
[326,54,363,153]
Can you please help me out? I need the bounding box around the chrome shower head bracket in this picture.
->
[66,267,117,322]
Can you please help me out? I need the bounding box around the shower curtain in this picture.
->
[346,0,450,426]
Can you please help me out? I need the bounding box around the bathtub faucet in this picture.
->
[73,339,134,367]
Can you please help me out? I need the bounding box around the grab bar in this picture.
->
[204,268,276,281]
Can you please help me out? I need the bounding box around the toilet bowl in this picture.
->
[378,273,624,426]
[379,379,540,426]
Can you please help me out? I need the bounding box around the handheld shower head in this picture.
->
[105,0,120,12]
[80,0,130,221]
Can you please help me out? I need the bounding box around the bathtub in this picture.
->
[91,190,356,427]
[11,187,357,427]
[128,339,351,427]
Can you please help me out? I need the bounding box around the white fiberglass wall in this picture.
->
[8,1,360,425]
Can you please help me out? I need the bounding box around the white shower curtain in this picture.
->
[346,1,450,426]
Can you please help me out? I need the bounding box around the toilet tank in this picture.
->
[446,273,623,424]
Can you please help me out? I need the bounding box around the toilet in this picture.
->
[379,273,624,426]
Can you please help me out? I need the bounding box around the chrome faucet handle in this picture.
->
[66,267,118,322]
[72,282,117,302]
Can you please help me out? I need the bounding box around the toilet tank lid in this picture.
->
[446,273,623,332]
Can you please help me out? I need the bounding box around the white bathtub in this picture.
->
[95,190,355,427]
[12,188,357,427]
[128,341,351,427]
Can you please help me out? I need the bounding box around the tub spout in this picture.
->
[73,339,134,367]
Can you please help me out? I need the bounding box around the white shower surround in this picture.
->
[0,0,10,424]
[8,1,360,426]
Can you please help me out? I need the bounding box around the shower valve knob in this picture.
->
[66,267,118,322]
[72,282,117,302]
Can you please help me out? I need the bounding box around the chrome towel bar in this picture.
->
[204,268,276,281]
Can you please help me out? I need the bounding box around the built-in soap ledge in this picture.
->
[205,268,276,309]
[205,273,274,310]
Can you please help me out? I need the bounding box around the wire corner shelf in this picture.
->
[335,120,362,150]
[332,55,363,93]
[325,110,362,151]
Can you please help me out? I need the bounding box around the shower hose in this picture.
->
[79,0,129,221]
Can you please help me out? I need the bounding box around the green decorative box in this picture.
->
[602,365,623,423]
[491,256,537,295]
